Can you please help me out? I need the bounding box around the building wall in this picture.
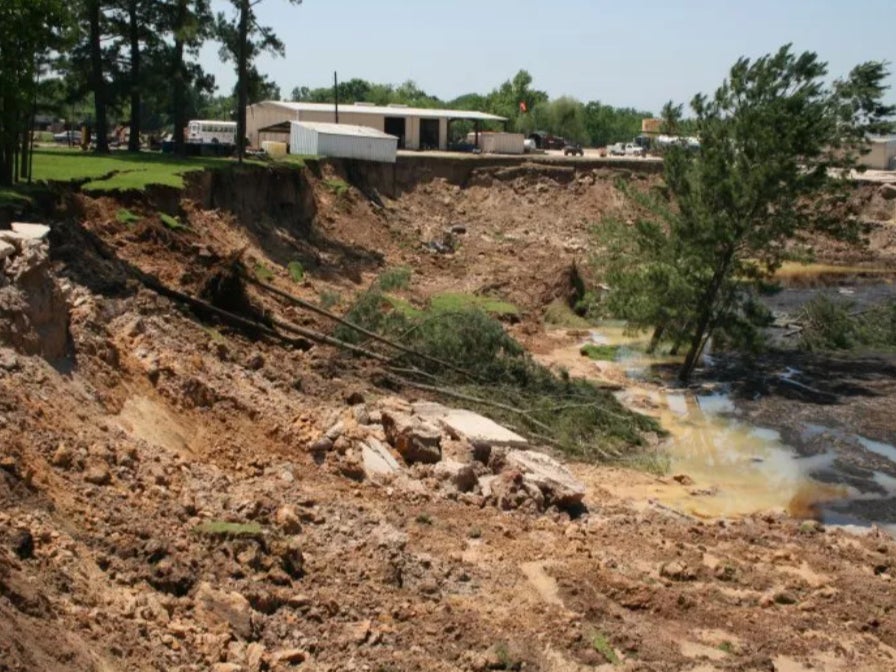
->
[860,139,896,170]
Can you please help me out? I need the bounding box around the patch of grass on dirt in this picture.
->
[377,266,412,291]
[591,631,620,665]
[415,513,433,525]
[580,344,620,361]
[385,295,423,318]
[336,287,659,461]
[193,521,265,540]
[718,641,735,655]
[323,177,350,197]
[544,299,592,328]
[287,260,305,283]
[430,292,519,318]
[116,208,142,225]
[254,263,275,282]
[202,326,226,344]
[319,289,341,310]
[159,213,189,231]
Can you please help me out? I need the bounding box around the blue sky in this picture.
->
[201,0,896,114]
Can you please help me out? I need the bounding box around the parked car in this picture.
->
[53,130,82,144]
[624,142,646,157]
[563,143,584,156]
[608,142,626,156]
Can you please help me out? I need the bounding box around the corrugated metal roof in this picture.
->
[261,100,506,122]
[290,121,397,138]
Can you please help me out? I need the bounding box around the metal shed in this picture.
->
[248,101,507,150]
[290,121,398,163]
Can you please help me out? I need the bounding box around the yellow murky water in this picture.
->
[549,325,853,519]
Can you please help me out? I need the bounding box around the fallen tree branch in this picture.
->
[138,275,312,349]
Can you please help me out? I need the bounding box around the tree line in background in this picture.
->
[1,0,303,184]
[290,70,653,148]
[1,0,653,186]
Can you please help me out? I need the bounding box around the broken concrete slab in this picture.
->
[361,438,401,477]
[381,411,442,464]
[505,450,586,508]
[433,459,477,492]
[439,408,528,448]
[11,223,50,240]
[412,401,527,447]
[0,240,15,261]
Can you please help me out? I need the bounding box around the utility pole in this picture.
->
[334,71,339,124]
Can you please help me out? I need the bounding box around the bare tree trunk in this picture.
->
[127,0,141,152]
[678,249,734,381]
[172,0,187,156]
[647,322,666,355]
[88,0,110,154]
[236,0,248,163]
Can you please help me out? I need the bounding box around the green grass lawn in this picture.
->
[0,148,311,205]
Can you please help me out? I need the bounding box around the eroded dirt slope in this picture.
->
[2,161,895,672]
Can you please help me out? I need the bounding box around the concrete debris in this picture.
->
[433,459,477,492]
[361,437,402,477]
[0,241,15,261]
[422,404,529,448]
[879,183,896,200]
[504,450,586,507]
[381,411,442,464]
[11,222,51,239]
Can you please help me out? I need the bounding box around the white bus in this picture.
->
[187,120,237,145]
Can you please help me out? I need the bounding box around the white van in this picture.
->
[187,120,237,145]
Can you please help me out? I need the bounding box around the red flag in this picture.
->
[519,101,527,113]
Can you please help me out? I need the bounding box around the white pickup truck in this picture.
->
[608,142,646,157]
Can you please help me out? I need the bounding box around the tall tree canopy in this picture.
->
[216,0,302,161]
[596,45,895,381]
[0,0,72,184]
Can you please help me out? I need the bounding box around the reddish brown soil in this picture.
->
[1,160,895,671]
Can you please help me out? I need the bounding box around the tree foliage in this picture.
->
[215,0,302,161]
[0,0,72,184]
[594,45,895,380]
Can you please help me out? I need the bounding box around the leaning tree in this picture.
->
[596,45,894,381]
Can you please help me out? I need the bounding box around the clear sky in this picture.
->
[201,0,896,114]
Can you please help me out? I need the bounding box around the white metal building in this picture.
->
[860,136,896,170]
[248,100,507,150]
[289,122,398,163]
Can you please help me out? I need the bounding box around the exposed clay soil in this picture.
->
[2,160,896,672]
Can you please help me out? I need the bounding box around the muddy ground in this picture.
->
[2,159,896,671]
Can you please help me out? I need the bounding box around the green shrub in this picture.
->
[334,287,659,461]
[254,263,275,282]
[377,266,412,291]
[287,260,305,283]
[800,296,896,351]
[319,289,341,310]
[591,631,620,666]
[323,177,349,197]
